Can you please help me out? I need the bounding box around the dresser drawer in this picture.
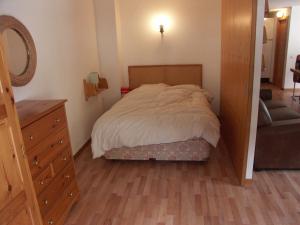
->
[33,166,54,195]
[43,181,79,225]
[17,100,79,225]
[28,128,70,178]
[22,106,66,150]
[52,147,72,174]
[38,163,75,217]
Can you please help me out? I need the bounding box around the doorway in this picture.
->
[262,8,289,89]
[253,3,300,171]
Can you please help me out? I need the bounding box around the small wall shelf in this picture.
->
[83,76,108,101]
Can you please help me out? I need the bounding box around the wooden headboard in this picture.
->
[128,64,203,90]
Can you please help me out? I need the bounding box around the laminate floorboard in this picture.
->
[65,140,300,225]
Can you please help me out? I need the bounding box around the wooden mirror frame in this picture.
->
[0,15,37,87]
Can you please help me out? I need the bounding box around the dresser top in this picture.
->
[16,100,67,128]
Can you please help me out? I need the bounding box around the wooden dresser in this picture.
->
[16,100,79,225]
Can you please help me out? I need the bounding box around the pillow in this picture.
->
[169,84,200,91]
[257,99,272,127]
[169,85,214,103]
[140,83,169,88]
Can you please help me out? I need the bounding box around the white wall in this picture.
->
[0,0,104,154]
[283,6,300,89]
[246,0,265,180]
[94,0,221,112]
[93,0,122,110]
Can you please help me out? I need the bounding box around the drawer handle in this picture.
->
[50,139,64,148]
[40,180,44,185]
[29,135,34,140]
[68,192,73,198]
[52,118,61,128]
[43,199,49,205]
[32,159,39,166]
[62,156,68,161]
[65,174,71,179]
[48,219,54,225]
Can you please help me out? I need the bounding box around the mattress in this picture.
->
[104,138,211,161]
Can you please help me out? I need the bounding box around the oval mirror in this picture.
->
[0,16,37,87]
[3,29,29,76]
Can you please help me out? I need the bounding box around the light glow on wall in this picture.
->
[272,8,288,19]
[151,13,172,34]
[276,10,284,18]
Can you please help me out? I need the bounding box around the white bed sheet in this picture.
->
[91,84,220,158]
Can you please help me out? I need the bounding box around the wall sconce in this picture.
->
[152,14,171,36]
[160,25,164,35]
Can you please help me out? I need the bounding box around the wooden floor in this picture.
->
[65,141,300,225]
[261,83,300,113]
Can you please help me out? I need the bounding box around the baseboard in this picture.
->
[283,88,300,91]
[74,138,91,159]
[242,179,253,187]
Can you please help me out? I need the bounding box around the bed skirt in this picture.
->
[104,138,212,161]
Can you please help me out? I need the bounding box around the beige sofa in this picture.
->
[254,90,300,170]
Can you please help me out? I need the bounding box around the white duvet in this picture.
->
[91,84,220,158]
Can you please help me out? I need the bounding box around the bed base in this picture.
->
[104,139,212,161]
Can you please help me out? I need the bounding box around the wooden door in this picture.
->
[220,0,257,185]
[273,19,288,89]
[0,39,41,224]
[265,0,269,15]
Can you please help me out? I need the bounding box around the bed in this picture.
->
[91,65,220,161]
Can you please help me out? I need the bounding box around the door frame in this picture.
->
[245,0,266,183]
[0,36,42,225]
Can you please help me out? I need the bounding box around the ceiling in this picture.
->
[269,0,300,9]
